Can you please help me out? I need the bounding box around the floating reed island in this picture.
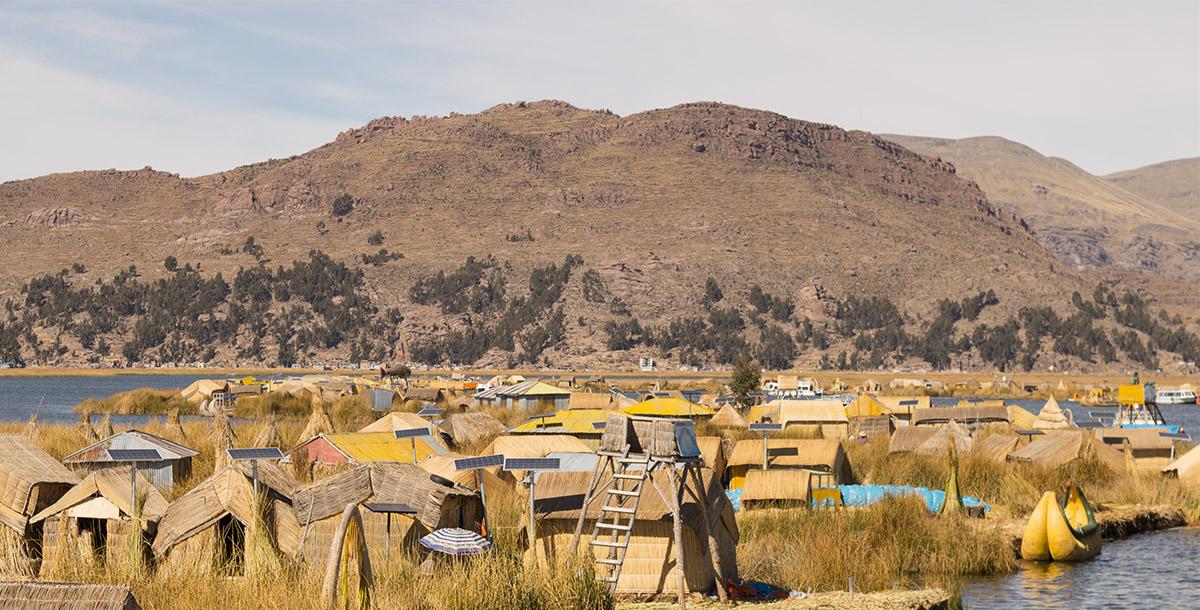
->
[0,373,1196,608]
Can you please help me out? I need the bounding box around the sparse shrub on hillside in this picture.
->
[367,230,384,245]
[331,193,354,216]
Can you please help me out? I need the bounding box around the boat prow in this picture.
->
[1021,484,1102,562]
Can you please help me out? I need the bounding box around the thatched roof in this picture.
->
[151,462,295,557]
[1006,431,1124,470]
[727,439,853,481]
[531,468,737,541]
[708,404,748,429]
[1033,397,1073,430]
[0,581,140,610]
[417,453,506,495]
[695,436,727,473]
[1007,405,1038,429]
[31,467,169,526]
[437,413,506,447]
[566,392,620,410]
[1163,445,1200,482]
[300,400,335,440]
[740,469,814,504]
[1098,428,1175,453]
[914,421,974,456]
[875,396,930,414]
[755,400,848,425]
[888,427,937,454]
[845,395,889,418]
[358,411,429,433]
[0,434,79,532]
[95,414,115,439]
[292,463,474,531]
[910,406,1009,427]
[482,435,593,458]
[974,433,1020,462]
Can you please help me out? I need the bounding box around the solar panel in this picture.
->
[1087,410,1114,419]
[1075,421,1103,429]
[417,407,446,417]
[899,400,918,406]
[106,449,161,462]
[592,421,607,430]
[226,447,285,461]
[1014,429,1045,436]
[1159,431,1190,440]
[527,413,555,421]
[504,457,561,471]
[748,423,784,432]
[363,502,417,514]
[453,454,505,471]
[394,427,431,439]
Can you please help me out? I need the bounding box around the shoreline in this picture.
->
[1,367,1195,388]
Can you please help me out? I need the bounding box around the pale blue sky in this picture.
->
[1,1,1197,181]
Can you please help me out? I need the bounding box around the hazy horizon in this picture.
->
[2,1,1197,182]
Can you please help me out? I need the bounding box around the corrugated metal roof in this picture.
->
[621,397,714,417]
[63,429,198,463]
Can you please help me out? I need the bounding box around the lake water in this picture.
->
[961,527,1200,609]
[0,374,213,423]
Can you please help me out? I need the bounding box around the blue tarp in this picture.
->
[724,484,988,513]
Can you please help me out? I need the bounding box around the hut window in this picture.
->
[216,515,246,575]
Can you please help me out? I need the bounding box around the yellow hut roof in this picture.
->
[621,397,714,417]
[324,432,442,464]
[845,394,890,418]
[510,409,607,435]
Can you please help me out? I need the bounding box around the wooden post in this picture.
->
[665,466,687,610]
[688,464,728,604]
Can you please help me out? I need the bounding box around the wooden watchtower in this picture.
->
[568,412,728,607]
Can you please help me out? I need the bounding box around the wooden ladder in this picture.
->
[587,453,651,593]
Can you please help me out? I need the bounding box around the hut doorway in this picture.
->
[216,515,245,575]
[77,517,107,560]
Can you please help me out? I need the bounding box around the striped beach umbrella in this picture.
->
[419,528,492,556]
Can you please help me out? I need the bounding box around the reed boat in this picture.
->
[1021,484,1101,562]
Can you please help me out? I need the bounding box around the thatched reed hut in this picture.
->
[565,392,621,411]
[436,413,506,449]
[888,427,936,454]
[62,430,197,490]
[0,434,79,573]
[1006,430,1124,470]
[1163,445,1200,483]
[416,454,507,499]
[726,439,854,503]
[32,467,168,569]
[695,436,729,479]
[973,433,1020,462]
[526,468,738,595]
[708,404,748,429]
[0,581,141,610]
[358,411,430,434]
[1032,397,1073,430]
[1098,428,1178,466]
[913,421,974,456]
[844,394,890,419]
[875,396,930,421]
[910,406,1009,429]
[291,463,482,567]
[749,400,848,439]
[150,462,298,575]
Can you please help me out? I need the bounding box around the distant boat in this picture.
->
[1156,387,1198,405]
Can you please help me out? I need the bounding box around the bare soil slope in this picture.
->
[1104,157,1200,218]
[883,135,1200,281]
[2,101,1073,320]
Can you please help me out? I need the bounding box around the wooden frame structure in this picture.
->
[567,413,728,608]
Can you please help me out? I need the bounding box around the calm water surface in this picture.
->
[962,528,1200,609]
[0,374,214,423]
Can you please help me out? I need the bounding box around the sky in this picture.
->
[1,1,1197,182]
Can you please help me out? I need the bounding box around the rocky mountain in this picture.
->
[1,101,1195,372]
[882,135,1200,281]
[1104,158,1200,218]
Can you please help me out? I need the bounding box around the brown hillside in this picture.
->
[883,135,1200,281]
[1105,158,1200,218]
[0,101,1071,321]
